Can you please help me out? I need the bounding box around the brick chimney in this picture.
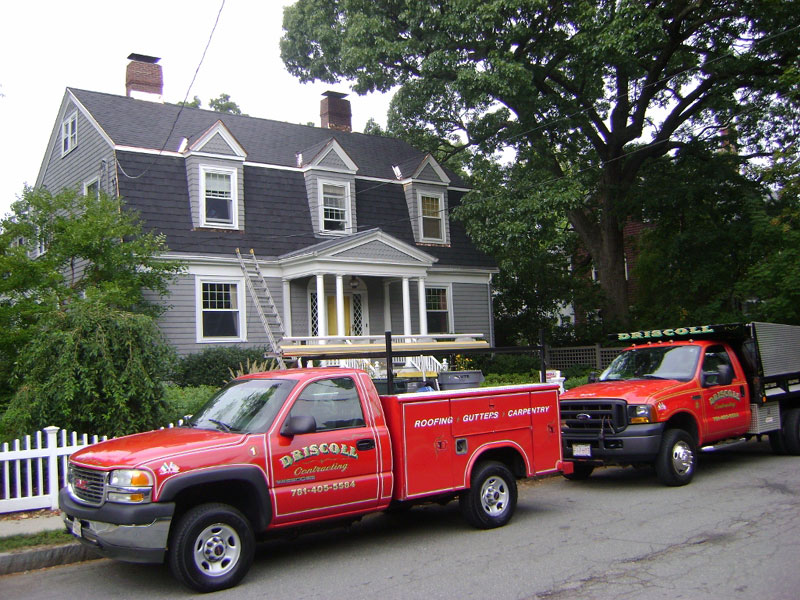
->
[126,54,163,100]
[320,91,352,132]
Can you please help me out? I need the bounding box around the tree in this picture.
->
[208,93,243,115]
[281,0,800,326]
[0,187,183,408]
[178,95,202,108]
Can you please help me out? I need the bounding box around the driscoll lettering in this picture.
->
[280,442,359,469]
[617,325,714,341]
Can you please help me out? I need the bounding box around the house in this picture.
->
[35,55,497,362]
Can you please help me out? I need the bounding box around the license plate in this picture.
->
[71,519,82,538]
[573,443,592,457]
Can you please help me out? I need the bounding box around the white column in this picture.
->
[282,279,291,337]
[402,277,412,338]
[316,274,327,341]
[417,277,428,336]
[383,281,392,334]
[335,275,345,338]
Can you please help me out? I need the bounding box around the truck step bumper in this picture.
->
[62,513,171,564]
[562,423,665,465]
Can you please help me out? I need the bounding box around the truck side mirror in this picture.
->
[280,415,317,437]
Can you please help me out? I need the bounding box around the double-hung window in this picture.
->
[420,192,445,242]
[201,167,237,228]
[426,286,451,334]
[197,279,245,341]
[62,111,78,156]
[320,181,349,233]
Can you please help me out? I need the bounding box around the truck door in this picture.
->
[269,375,380,523]
[700,345,749,440]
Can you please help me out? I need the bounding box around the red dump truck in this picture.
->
[60,367,566,592]
[560,322,800,486]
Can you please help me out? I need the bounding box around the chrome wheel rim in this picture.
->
[671,441,694,475]
[193,523,241,577]
[480,476,510,516]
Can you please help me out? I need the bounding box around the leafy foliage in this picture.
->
[172,346,274,388]
[0,188,182,408]
[161,384,219,424]
[208,93,244,115]
[0,300,177,439]
[282,1,800,325]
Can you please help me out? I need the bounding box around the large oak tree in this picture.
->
[281,0,800,325]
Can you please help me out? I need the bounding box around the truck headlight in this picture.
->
[107,469,153,504]
[627,404,655,424]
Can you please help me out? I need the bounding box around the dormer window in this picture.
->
[201,166,238,228]
[61,111,78,156]
[420,192,445,242]
[319,180,351,233]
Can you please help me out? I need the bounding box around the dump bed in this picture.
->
[749,322,800,402]
[379,383,562,501]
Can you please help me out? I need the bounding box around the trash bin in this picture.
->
[437,370,484,390]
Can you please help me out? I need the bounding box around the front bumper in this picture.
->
[562,422,666,465]
[59,488,175,564]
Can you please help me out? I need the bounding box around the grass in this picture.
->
[0,529,75,553]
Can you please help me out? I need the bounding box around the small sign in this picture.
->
[573,443,591,457]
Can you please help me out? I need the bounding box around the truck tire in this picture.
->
[655,429,696,486]
[459,461,517,529]
[769,430,787,455]
[168,503,255,593]
[563,463,594,481]
[782,407,800,455]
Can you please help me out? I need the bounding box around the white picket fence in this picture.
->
[0,422,184,515]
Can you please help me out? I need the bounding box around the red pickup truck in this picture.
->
[60,368,566,592]
[560,322,800,486]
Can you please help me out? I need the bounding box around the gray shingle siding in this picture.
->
[452,282,492,339]
[200,133,237,155]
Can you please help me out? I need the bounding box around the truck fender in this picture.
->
[462,441,529,488]
[158,466,272,531]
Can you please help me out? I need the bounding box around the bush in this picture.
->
[172,345,273,387]
[464,352,542,375]
[481,372,541,387]
[0,301,177,439]
[161,384,219,423]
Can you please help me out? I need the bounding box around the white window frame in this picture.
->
[418,191,446,243]
[195,276,247,343]
[200,165,239,229]
[318,179,351,234]
[61,110,78,156]
[425,284,454,334]
[83,177,99,198]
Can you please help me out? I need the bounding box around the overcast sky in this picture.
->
[0,0,393,218]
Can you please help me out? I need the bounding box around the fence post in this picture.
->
[45,426,60,510]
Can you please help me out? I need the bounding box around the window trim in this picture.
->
[317,179,351,235]
[200,165,239,229]
[195,276,247,343]
[83,177,100,198]
[425,284,454,334]
[61,110,78,157]
[417,190,446,243]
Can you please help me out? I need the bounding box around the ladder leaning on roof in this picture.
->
[235,248,287,369]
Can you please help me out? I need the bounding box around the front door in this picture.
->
[327,295,351,335]
[269,375,380,524]
[700,345,749,440]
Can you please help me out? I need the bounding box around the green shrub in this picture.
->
[481,372,541,387]
[173,346,272,387]
[161,384,219,423]
[468,352,542,375]
[0,301,177,439]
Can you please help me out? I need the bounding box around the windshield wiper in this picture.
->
[208,419,235,433]
[640,374,667,380]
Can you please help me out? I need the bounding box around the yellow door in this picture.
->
[326,296,351,336]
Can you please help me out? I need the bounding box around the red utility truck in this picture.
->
[560,322,800,486]
[60,368,566,592]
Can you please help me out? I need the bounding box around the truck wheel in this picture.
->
[655,429,696,486]
[563,463,594,481]
[168,503,255,593]
[783,408,800,455]
[769,430,787,455]
[459,461,517,529]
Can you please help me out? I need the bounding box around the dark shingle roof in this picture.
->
[71,88,466,185]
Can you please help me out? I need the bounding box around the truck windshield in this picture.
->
[188,379,297,433]
[600,345,701,382]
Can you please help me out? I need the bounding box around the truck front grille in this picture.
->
[68,464,107,506]
[560,399,627,433]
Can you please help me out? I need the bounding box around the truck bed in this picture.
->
[379,384,562,501]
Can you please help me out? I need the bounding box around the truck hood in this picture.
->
[69,427,247,469]
[561,379,685,404]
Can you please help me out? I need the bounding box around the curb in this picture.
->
[0,542,102,576]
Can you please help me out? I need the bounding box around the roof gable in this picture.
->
[186,120,246,159]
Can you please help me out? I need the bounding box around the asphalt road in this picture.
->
[3,439,799,599]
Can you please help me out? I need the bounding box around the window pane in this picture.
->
[322,184,347,231]
[426,288,449,334]
[289,377,365,431]
[205,172,233,223]
[427,312,449,334]
[426,288,448,311]
[203,283,237,309]
[421,195,442,239]
[422,217,441,239]
[202,311,239,337]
